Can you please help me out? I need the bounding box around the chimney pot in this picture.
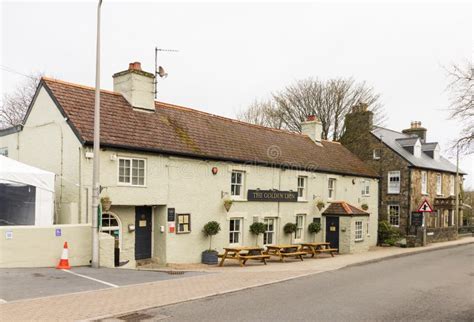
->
[129,62,142,71]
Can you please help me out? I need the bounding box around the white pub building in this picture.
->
[0,62,379,267]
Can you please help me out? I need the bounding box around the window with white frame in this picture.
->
[295,215,305,240]
[388,204,400,226]
[118,157,145,186]
[231,171,245,198]
[328,178,336,199]
[297,176,307,200]
[355,221,363,241]
[263,218,276,245]
[421,171,427,195]
[100,212,121,247]
[176,214,191,233]
[388,171,401,194]
[436,174,442,195]
[0,147,8,157]
[449,175,455,196]
[373,149,381,160]
[361,180,370,196]
[229,218,242,244]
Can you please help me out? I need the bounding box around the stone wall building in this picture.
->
[341,104,465,244]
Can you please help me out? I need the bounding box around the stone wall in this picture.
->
[426,227,458,243]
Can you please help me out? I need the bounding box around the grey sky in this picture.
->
[1,0,472,187]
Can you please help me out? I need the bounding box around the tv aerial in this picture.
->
[154,46,179,98]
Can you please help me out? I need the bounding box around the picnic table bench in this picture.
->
[218,246,270,267]
[300,242,338,257]
[266,244,307,262]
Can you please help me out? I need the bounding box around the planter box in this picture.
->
[202,250,218,265]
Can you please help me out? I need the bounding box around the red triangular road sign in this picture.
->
[417,199,434,212]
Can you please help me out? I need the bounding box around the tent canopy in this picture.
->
[0,156,55,192]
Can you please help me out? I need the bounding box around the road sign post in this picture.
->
[416,199,434,247]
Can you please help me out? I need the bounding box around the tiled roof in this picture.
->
[372,127,463,174]
[322,201,369,216]
[40,77,378,178]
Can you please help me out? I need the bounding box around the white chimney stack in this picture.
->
[301,115,323,143]
[113,62,155,111]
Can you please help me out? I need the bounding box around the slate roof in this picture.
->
[372,127,463,174]
[38,78,378,178]
[322,201,369,216]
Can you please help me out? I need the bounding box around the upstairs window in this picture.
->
[118,157,145,186]
[388,171,400,194]
[231,171,245,198]
[373,149,381,160]
[361,180,370,196]
[297,176,307,200]
[436,174,442,195]
[421,171,427,195]
[450,175,455,196]
[328,178,336,199]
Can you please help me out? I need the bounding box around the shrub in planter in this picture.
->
[249,222,266,246]
[378,220,401,246]
[308,222,321,242]
[202,221,221,264]
[283,222,297,244]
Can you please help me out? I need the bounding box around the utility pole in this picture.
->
[91,0,102,268]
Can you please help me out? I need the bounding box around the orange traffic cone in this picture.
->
[56,241,71,269]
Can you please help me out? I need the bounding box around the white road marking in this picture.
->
[0,298,7,304]
[61,269,119,288]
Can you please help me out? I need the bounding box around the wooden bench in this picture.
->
[316,248,338,257]
[239,254,271,265]
[218,247,268,267]
[266,245,307,262]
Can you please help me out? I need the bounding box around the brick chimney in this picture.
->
[402,121,427,142]
[301,115,323,143]
[113,62,155,111]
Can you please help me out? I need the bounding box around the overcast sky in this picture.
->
[1,0,473,187]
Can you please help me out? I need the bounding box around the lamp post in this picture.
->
[91,0,103,268]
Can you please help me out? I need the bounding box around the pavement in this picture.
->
[123,244,474,321]
[0,237,472,321]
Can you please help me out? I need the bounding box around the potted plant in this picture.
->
[361,203,369,211]
[249,222,266,246]
[202,221,221,264]
[316,200,325,211]
[223,199,233,212]
[100,196,112,212]
[283,222,297,244]
[308,221,321,242]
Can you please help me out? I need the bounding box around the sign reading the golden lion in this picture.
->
[247,189,298,202]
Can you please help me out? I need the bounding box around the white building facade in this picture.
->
[0,62,379,266]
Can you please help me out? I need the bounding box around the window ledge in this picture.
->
[297,200,308,203]
[231,198,247,202]
[355,239,364,243]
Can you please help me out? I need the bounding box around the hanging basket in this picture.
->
[223,199,233,212]
[101,197,112,212]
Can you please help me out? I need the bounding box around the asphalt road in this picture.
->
[122,244,474,321]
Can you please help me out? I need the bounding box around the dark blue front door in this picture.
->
[325,216,339,250]
[135,206,152,260]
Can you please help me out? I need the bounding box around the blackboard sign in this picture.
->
[247,190,298,202]
[411,212,423,227]
[167,208,175,222]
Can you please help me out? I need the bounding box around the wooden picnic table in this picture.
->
[265,244,307,262]
[299,242,338,257]
[218,246,270,267]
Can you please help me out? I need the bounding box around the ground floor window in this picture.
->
[101,212,121,247]
[388,205,400,227]
[355,221,363,241]
[264,218,276,245]
[295,214,305,240]
[177,214,191,233]
[229,218,242,245]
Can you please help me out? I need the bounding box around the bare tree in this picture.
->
[0,73,42,129]
[446,62,473,154]
[237,77,384,140]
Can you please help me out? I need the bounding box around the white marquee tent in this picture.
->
[0,156,55,226]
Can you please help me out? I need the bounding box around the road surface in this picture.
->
[115,244,474,321]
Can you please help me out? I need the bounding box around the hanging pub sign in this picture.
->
[247,189,298,202]
[411,212,423,227]
[167,208,176,222]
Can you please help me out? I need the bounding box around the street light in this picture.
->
[91,0,102,268]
